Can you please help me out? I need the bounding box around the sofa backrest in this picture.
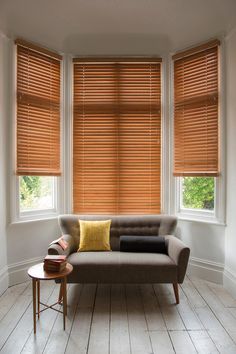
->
[58,214,177,251]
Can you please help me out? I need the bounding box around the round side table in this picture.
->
[28,262,73,333]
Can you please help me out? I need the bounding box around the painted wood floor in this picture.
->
[1,277,236,353]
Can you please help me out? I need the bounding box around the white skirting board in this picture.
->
[7,256,43,286]
[0,265,9,296]
[187,256,224,284]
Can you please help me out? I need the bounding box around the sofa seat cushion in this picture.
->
[66,251,178,284]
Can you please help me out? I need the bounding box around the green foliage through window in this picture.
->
[20,176,54,211]
[182,177,215,210]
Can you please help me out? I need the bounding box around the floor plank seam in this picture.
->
[138,285,155,354]
[124,284,132,354]
[0,281,29,304]
[20,282,57,353]
[0,299,32,352]
[187,276,236,349]
[41,283,68,353]
[151,284,168,328]
[206,282,228,309]
[64,284,84,354]
[172,291,199,353]
[152,284,176,353]
[180,280,221,353]
[86,284,98,354]
[0,282,31,324]
[108,284,111,354]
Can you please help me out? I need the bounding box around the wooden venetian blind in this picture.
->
[173,40,220,176]
[73,58,162,214]
[16,39,62,176]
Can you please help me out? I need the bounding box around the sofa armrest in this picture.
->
[48,234,76,257]
[165,235,190,283]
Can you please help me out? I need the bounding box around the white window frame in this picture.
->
[11,42,65,223]
[161,56,171,214]
[63,54,73,214]
[170,40,226,225]
[16,176,59,221]
[175,176,218,223]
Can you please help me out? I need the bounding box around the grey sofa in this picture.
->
[48,214,190,304]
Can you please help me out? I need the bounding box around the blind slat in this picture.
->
[73,61,161,214]
[173,44,219,176]
[16,41,61,176]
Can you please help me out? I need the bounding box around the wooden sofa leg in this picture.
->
[173,283,179,304]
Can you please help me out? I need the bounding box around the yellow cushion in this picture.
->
[78,219,111,252]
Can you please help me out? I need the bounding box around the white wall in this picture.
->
[177,221,225,283]
[0,34,61,286]
[224,28,236,295]
[7,219,60,285]
[0,33,9,294]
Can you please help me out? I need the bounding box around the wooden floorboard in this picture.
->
[149,330,175,354]
[43,284,82,354]
[87,284,111,354]
[110,285,130,354]
[153,284,185,331]
[1,281,55,354]
[126,284,153,354]
[139,284,166,331]
[0,282,32,350]
[65,284,97,354]
[1,276,236,353]
[0,282,29,323]
[21,282,62,354]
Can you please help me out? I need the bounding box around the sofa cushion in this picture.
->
[120,235,167,253]
[66,251,178,284]
[78,219,111,252]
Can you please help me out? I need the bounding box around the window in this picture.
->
[19,176,57,216]
[13,37,224,222]
[172,40,222,221]
[15,39,62,176]
[15,39,62,220]
[173,39,220,177]
[176,176,217,221]
[181,177,215,211]
[73,58,162,214]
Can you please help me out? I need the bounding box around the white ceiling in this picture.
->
[0,0,236,56]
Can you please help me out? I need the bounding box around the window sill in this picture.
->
[11,213,59,225]
[177,214,226,226]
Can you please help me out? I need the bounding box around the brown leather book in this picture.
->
[44,262,66,272]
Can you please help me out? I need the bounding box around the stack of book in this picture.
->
[44,255,67,272]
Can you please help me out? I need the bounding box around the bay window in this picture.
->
[172,40,223,221]
[15,39,62,219]
[13,38,223,222]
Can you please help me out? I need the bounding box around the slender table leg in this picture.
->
[63,276,67,330]
[37,280,40,319]
[58,282,63,304]
[32,279,37,334]
[64,277,67,317]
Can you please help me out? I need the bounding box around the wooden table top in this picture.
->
[28,262,73,280]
